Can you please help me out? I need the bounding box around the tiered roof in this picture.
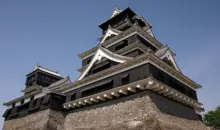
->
[99,7,136,30]
[3,7,204,119]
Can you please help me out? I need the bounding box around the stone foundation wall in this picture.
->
[64,91,207,130]
[3,91,207,130]
[3,109,65,130]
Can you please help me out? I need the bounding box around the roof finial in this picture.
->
[115,4,120,10]
[34,62,40,70]
[111,5,121,18]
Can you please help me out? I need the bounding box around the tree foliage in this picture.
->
[204,106,220,128]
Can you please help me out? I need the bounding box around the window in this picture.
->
[188,90,193,98]
[87,59,91,64]
[40,75,44,80]
[121,74,129,86]
[106,34,116,41]
[32,99,37,107]
[138,36,156,52]
[42,95,50,104]
[115,40,128,51]
[52,78,56,82]
[45,76,51,81]
[93,62,111,74]
[71,93,76,101]
[125,49,144,57]
[30,96,34,101]
[163,57,174,67]
[120,25,131,31]
[82,80,113,98]
[20,99,24,104]
[169,78,186,94]
[156,72,164,82]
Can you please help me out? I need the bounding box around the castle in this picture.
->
[3,8,207,130]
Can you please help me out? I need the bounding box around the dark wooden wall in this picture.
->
[66,64,150,102]
[4,63,199,121]
[3,93,65,120]
[66,63,198,104]
[149,64,198,100]
[82,34,154,67]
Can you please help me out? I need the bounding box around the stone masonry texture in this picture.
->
[64,91,207,130]
[3,109,65,130]
[3,91,207,130]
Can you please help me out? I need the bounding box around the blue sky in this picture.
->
[0,0,219,128]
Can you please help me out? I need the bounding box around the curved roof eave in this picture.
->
[77,46,133,81]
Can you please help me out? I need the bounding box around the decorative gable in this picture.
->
[100,26,122,44]
[146,28,154,37]
[155,46,181,72]
[46,77,72,92]
[77,45,133,81]
[134,16,154,37]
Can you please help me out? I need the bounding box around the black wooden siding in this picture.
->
[3,93,65,120]
[66,63,198,103]
[82,34,155,67]
[4,63,199,121]
[148,64,198,101]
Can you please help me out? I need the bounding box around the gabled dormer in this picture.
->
[100,26,122,44]
[155,46,181,72]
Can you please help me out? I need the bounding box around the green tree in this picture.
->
[204,106,220,128]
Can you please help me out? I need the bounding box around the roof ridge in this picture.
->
[34,65,59,74]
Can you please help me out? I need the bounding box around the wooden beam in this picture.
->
[127,87,136,92]
[158,88,169,94]
[163,91,173,96]
[97,96,106,101]
[153,86,163,92]
[84,99,92,104]
[103,94,113,99]
[73,103,80,107]
[136,84,145,90]
[90,98,99,103]
[78,101,86,105]
[119,89,128,95]
[111,92,120,97]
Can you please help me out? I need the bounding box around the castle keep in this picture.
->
[3,8,207,130]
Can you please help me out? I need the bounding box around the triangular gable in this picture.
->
[135,16,150,27]
[77,46,133,81]
[155,46,181,72]
[100,26,122,44]
[47,77,71,91]
[146,28,155,37]
[135,16,155,37]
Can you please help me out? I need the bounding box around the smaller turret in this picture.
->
[25,65,63,89]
